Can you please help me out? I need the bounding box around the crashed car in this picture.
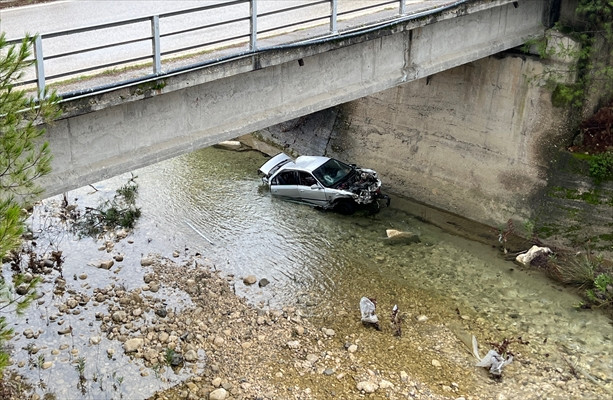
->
[259,152,390,214]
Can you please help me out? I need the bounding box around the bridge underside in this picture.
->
[41,0,546,197]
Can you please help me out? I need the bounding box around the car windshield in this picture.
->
[312,159,353,187]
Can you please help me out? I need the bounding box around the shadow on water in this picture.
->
[4,146,612,398]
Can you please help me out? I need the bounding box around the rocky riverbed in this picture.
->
[7,242,611,400]
[3,147,612,400]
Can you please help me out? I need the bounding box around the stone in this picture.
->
[16,283,29,296]
[356,381,378,393]
[286,340,300,349]
[89,336,102,345]
[322,328,335,337]
[379,379,394,389]
[184,349,198,362]
[99,260,114,270]
[159,331,170,343]
[112,311,127,323]
[42,361,53,370]
[143,273,155,283]
[258,278,270,287]
[385,229,420,245]
[144,348,158,362]
[215,140,242,150]
[169,353,184,367]
[209,388,228,400]
[243,275,257,285]
[141,257,155,266]
[347,344,358,353]
[123,338,144,353]
[432,359,442,368]
[58,327,72,335]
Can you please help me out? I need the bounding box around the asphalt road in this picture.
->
[0,1,454,91]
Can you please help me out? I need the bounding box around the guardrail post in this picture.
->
[399,0,406,15]
[250,0,258,51]
[330,0,338,34]
[151,15,162,74]
[33,35,45,99]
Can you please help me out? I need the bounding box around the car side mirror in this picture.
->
[310,184,321,189]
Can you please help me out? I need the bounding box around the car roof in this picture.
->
[284,156,329,173]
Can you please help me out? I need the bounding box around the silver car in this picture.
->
[259,153,390,214]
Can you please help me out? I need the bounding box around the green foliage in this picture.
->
[553,250,613,309]
[553,252,597,287]
[527,1,613,109]
[585,272,613,307]
[1,32,57,382]
[551,83,583,108]
[588,152,613,183]
[0,32,60,258]
[74,177,141,237]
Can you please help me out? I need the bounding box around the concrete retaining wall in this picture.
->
[258,50,609,253]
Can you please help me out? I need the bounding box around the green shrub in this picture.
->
[588,152,613,184]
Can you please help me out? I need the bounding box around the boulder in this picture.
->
[209,388,228,400]
[214,140,242,150]
[123,338,144,353]
[385,229,420,245]
[99,260,114,270]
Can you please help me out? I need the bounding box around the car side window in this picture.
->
[298,171,317,186]
[273,171,298,185]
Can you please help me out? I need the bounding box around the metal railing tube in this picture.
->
[250,0,258,51]
[151,15,162,74]
[400,0,406,15]
[330,0,338,34]
[33,35,45,99]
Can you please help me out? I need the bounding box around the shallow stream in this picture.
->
[4,146,612,399]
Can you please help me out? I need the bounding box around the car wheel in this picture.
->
[334,199,356,215]
[365,201,380,215]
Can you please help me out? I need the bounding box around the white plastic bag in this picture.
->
[359,297,379,324]
[476,349,513,376]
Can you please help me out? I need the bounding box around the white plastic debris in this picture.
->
[475,349,514,376]
[359,297,378,324]
[515,245,552,266]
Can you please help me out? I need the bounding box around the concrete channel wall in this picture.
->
[259,46,613,258]
[39,0,547,197]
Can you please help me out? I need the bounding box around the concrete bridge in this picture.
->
[37,0,554,197]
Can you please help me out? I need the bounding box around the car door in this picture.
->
[270,170,301,201]
[297,171,329,206]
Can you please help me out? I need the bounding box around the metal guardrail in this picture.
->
[7,0,415,99]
